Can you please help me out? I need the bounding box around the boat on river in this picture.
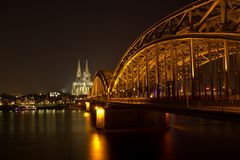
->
[15,105,36,111]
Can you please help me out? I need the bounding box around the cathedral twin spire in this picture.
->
[76,60,82,81]
[76,59,90,82]
[85,59,89,74]
[72,59,93,96]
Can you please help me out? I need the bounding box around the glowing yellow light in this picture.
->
[96,107,105,129]
[89,133,108,160]
[92,134,101,150]
[83,112,90,117]
[85,102,90,111]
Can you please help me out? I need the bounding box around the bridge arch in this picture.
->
[91,71,113,98]
[108,0,240,100]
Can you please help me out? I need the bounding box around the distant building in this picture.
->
[72,59,93,96]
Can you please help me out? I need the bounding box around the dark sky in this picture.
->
[0,0,195,94]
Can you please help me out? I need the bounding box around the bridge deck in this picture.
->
[89,97,240,121]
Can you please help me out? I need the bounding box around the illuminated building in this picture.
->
[72,59,93,96]
[49,92,60,97]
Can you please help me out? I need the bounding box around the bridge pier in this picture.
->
[89,103,166,130]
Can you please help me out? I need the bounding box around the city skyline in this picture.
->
[0,0,195,94]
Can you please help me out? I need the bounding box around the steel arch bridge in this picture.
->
[91,71,113,98]
[91,0,240,103]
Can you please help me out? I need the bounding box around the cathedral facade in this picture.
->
[72,60,93,96]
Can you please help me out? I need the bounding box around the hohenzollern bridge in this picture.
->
[90,0,240,108]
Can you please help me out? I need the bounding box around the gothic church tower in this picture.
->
[72,59,93,96]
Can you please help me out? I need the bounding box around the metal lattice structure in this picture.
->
[92,0,240,102]
[91,71,113,98]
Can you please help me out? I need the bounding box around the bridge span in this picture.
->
[89,0,240,116]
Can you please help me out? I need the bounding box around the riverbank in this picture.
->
[0,104,85,111]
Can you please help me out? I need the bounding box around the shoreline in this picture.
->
[0,104,85,111]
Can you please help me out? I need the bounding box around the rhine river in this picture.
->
[0,109,240,160]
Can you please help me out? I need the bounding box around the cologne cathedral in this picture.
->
[72,60,93,96]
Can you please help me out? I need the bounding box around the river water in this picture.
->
[0,109,239,160]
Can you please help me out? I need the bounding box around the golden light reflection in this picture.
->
[96,107,105,129]
[83,111,91,131]
[83,112,90,117]
[89,133,109,160]
[85,102,90,111]
[163,130,174,160]
[165,113,170,124]
[93,134,101,150]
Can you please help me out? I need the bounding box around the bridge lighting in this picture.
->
[96,107,105,129]
[85,102,90,111]
[83,112,90,117]
[91,0,240,102]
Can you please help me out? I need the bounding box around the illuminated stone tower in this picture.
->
[72,59,93,96]
[76,59,82,82]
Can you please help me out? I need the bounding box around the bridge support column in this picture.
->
[145,50,150,97]
[118,79,121,98]
[137,57,141,97]
[175,48,180,99]
[131,63,134,97]
[216,44,222,100]
[126,68,129,97]
[221,0,227,31]
[155,45,160,99]
[190,39,196,98]
[164,53,168,98]
[170,42,176,99]
[188,11,194,31]
[181,49,186,99]
[121,79,124,98]
[116,83,119,98]
[196,45,201,99]
[208,43,214,100]
[224,40,230,98]
[237,44,240,97]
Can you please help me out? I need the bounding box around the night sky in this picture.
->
[0,0,195,94]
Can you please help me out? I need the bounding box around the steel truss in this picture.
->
[93,0,240,102]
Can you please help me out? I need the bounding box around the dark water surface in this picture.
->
[0,110,240,160]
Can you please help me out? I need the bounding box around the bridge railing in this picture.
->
[106,97,240,113]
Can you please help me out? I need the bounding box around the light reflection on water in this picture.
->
[89,133,109,160]
[162,129,174,160]
[0,110,240,160]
